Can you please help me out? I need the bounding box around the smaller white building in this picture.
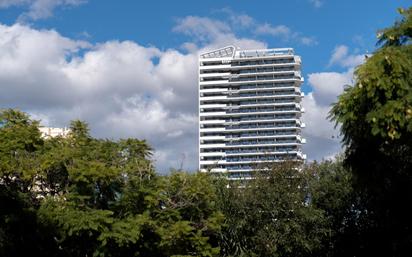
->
[39,127,70,138]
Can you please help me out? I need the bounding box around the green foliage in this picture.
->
[0,109,43,188]
[330,7,412,256]
[0,109,364,257]
[217,162,329,257]
[308,157,359,257]
[0,109,223,256]
[331,45,412,142]
[377,7,412,47]
[0,109,55,257]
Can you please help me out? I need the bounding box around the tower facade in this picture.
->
[199,46,306,179]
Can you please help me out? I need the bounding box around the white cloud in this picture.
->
[173,16,267,50]
[300,36,318,46]
[302,76,348,161]
[307,71,353,106]
[219,8,254,28]
[302,44,367,161]
[0,0,86,21]
[173,16,232,44]
[254,23,318,46]
[309,0,323,8]
[329,45,365,68]
[255,23,291,38]
[230,14,254,28]
[0,0,28,7]
[175,12,317,47]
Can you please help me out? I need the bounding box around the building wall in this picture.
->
[39,127,70,138]
[199,46,306,179]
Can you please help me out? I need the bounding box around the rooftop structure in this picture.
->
[39,127,70,138]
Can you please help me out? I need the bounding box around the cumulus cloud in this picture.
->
[255,23,291,38]
[0,0,27,7]
[173,16,267,51]
[173,16,232,45]
[300,36,318,46]
[0,0,86,21]
[175,11,317,48]
[254,22,318,46]
[307,71,353,106]
[219,8,254,28]
[229,13,254,28]
[329,45,365,68]
[302,46,366,161]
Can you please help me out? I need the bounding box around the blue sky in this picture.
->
[0,0,410,172]
[1,1,406,73]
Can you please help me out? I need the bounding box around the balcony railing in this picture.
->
[236,67,295,74]
[228,91,298,98]
[236,83,296,90]
[227,109,297,116]
[226,139,297,146]
[230,75,297,82]
[224,113,297,122]
[231,59,295,67]
[226,123,297,130]
[226,148,297,154]
[225,131,296,138]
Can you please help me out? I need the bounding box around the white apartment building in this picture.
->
[39,127,70,138]
[199,46,306,179]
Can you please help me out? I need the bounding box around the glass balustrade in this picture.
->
[226,147,297,154]
[235,83,295,90]
[224,114,297,122]
[225,131,296,138]
[231,59,295,67]
[227,109,297,114]
[228,92,298,98]
[226,139,296,146]
[237,67,294,74]
[226,155,293,162]
[226,123,296,130]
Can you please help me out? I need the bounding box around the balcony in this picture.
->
[226,150,299,156]
[199,143,226,149]
[199,88,228,94]
[199,112,226,117]
[199,152,226,157]
[228,77,301,86]
[199,127,225,132]
[199,79,229,86]
[200,135,226,141]
[199,103,226,109]
[226,139,298,146]
[199,119,225,124]
[225,131,298,139]
[199,95,227,101]
[199,72,231,79]
[224,124,299,132]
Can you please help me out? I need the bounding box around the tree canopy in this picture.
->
[330,7,412,256]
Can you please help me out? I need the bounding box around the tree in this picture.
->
[0,109,58,257]
[1,109,223,256]
[308,157,360,257]
[330,7,412,256]
[216,162,329,257]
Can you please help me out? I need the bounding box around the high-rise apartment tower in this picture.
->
[199,46,306,179]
